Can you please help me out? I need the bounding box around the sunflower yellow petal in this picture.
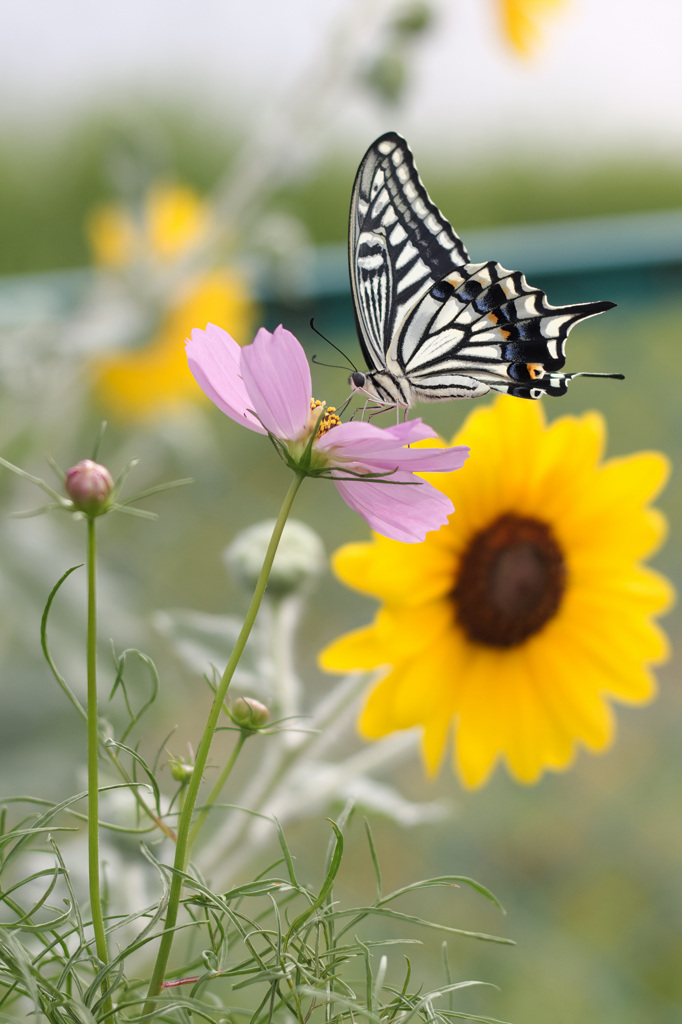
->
[451,647,516,788]
[359,623,460,738]
[359,667,407,736]
[318,621,386,673]
[571,564,675,619]
[383,602,455,662]
[556,452,671,557]
[565,584,671,665]
[392,633,459,725]
[596,451,670,506]
[452,643,567,786]
[479,411,606,525]
[519,411,605,510]
[566,507,668,567]
[320,601,454,674]
[422,714,453,776]
[529,630,614,746]
[331,538,457,603]
[568,635,659,705]
[558,592,668,702]
[498,655,560,784]
[442,399,547,527]
[522,636,615,753]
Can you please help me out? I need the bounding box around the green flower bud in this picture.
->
[65,459,114,514]
[393,2,433,37]
[231,696,270,731]
[224,519,325,599]
[169,757,195,783]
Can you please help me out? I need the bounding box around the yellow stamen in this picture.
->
[310,398,341,438]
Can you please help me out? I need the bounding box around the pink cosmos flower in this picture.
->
[186,323,470,543]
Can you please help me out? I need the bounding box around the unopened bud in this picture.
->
[169,758,195,783]
[65,459,114,514]
[231,696,270,731]
[224,519,325,598]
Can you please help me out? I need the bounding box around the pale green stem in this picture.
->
[86,518,113,1017]
[144,472,304,1010]
[188,731,248,848]
[206,673,369,881]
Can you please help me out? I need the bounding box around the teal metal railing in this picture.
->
[1,209,680,333]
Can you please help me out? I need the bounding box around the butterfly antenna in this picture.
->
[570,371,625,381]
[310,318,359,372]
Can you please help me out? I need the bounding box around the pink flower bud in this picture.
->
[65,459,114,514]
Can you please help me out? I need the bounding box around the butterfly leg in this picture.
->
[350,397,386,421]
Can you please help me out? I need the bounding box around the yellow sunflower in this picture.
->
[319,397,673,788]
[499,0,566,57]
[88,184,255,420]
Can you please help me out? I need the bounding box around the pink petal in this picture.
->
[334,471,454,543]
[316,421,469,473]
[241,325,312,440]
[186,323,266,434]
[368,444,470,472]
[382,420,439,444]
[315,419,431,455]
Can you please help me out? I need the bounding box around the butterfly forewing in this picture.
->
[349,132,469,374]
[349,132,619,406]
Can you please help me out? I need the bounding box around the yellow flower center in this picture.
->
[310,398,341,438]
[454,514,566,648]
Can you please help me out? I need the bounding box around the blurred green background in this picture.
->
[1,2,681,1022]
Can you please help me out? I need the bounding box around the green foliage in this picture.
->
[0,107,238,274]
[359,2,436,107]
[1,107,681,273]
[275,157,682,244]
[0,532,510,1022]
[0,805,510,1021]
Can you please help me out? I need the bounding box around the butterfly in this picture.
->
[348,132,622,409]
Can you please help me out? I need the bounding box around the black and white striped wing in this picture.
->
[349,132,619,404]
[396,259,617,400]
[349,131,468,374]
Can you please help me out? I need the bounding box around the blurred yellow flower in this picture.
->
[500,0,566,56]
[320,397,673,788]
[88,184,210,267]
[88,184,255,420]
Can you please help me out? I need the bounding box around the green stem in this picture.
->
[86,518,113,1016]
[144,472,304,1009]
[43,569,176,841]
[189,732,248,849]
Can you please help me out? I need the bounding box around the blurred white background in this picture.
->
[2,0,681,163]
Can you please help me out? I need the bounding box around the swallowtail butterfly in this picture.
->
[349,132,621,409]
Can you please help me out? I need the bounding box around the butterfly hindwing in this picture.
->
[349,132,619,406]
[398,260,616,400]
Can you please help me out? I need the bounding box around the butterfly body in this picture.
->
[349,132,620,407]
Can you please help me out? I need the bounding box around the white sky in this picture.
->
[1,0,681,166]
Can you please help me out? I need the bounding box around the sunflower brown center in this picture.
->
[454,514,566,648]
